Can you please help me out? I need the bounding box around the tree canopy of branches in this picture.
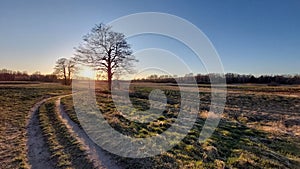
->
[74,23,137,90]
[53,58,76,85]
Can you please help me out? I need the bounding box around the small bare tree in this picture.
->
[74,23,137,90]
[54,57,76,85]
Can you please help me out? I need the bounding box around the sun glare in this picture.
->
[78,67,96,79]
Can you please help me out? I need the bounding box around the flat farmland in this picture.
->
[0,82,299,168]
[0,83,71,168]
[62,82,300,168]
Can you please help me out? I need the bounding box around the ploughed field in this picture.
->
[0,82,299,168]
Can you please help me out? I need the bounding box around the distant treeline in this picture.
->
[133,73,300,85]
[0,69,57,82]
[1,68,300,85]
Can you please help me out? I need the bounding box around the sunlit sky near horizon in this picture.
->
[0,0,299,76]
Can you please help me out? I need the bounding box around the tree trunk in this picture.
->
[67,67,71,85]
[107,51,112,91]
[63,67,67,85]
[107,67,112,91]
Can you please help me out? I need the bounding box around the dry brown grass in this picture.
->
[0,83,71,168]
[61,82,300,168]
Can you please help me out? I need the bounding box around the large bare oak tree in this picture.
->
[74,23,136,90]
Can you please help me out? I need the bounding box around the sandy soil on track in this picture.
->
[27,95,121,169]
[26,98,55,169]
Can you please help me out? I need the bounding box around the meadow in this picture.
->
[0,83,71,168]
[62,82,300,168]
[0,82,299,168]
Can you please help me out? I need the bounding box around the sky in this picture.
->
[0,0,299,76]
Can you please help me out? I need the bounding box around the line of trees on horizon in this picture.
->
[1,68,300,85]
[132,73,300,85]
[0,69,57,82]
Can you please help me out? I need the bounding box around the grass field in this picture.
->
[0,83,71,168]
[0,82,299,168]
[38,100,94,168]
[61,82,300,169]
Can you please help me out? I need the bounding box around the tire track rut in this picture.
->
[26,95,121,169]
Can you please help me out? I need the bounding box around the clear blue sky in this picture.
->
[0,0,299,75]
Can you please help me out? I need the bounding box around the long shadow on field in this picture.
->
[61,90,300,169]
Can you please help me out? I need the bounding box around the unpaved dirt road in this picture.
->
[26,97,55,169]
[26,95,121,169]
[55,96,120,169]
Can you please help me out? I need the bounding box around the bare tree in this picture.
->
[67,58,76,83]
[54,57,76,85]
[74,23,137,90]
